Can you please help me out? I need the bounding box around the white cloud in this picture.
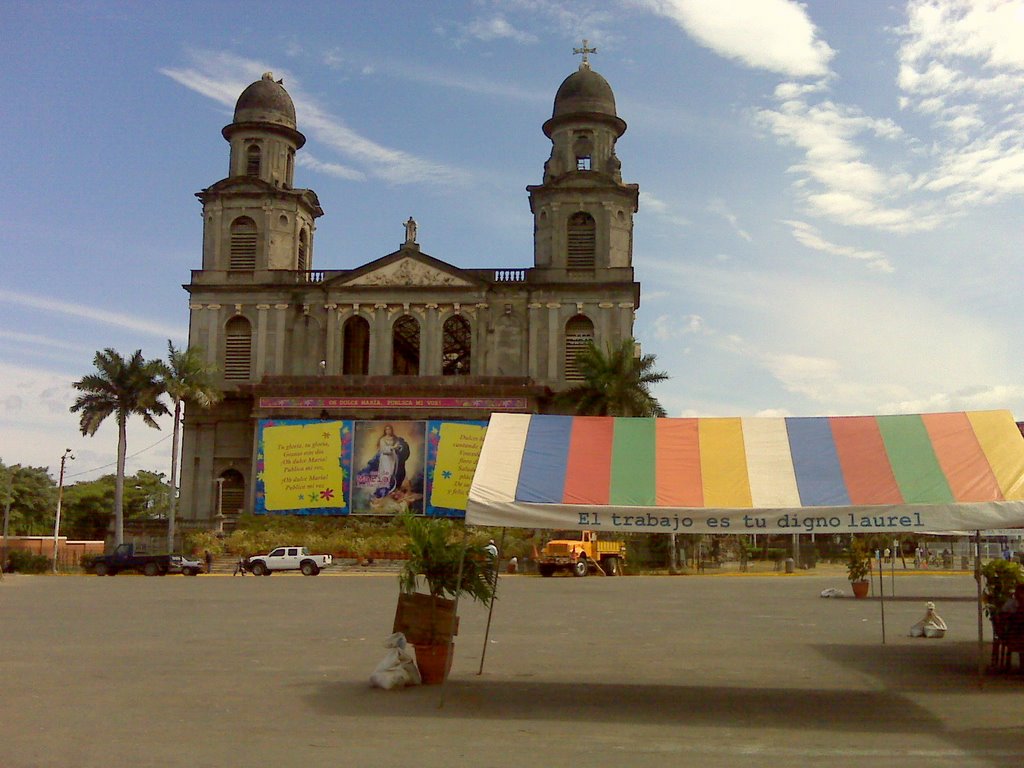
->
[640,190,691,227]
[783,220,894,273]
[296,153,366,182]
[0,289,185,340]
[707,198,752,242]
[641,257,1022,415]
[653,313,704,340]
[161,50,470,186]
[464,16,538,44]
[896,1,1024,208]
[636,0,834,77]
[0,363,175,481]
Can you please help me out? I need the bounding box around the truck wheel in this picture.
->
[538,564,555,577]
[182,567,196,576]
[300,561,319,576]
[573,558,589,577]
[144,562,159,577]
[604,556,621,576]
[94,562,108,577]
[250,562,267,576]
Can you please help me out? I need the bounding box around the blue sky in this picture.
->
[3,0,1024,482]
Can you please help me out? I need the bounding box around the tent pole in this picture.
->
[877,550,886,644]
[438,523,470,708]
[976,529,984,689]
[478,526,508,675]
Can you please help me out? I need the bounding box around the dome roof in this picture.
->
[551,65,618,120]
[232,72,296,129]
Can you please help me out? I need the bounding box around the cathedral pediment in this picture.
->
[332,251,477,288]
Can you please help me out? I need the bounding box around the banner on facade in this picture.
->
[255,418,486,517]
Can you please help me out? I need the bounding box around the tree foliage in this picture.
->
[0,462,56,535]
[556,338,669,417]
[156,341,220,550]
[70,348,169,545]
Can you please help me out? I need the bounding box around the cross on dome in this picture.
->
[573,39,597,69]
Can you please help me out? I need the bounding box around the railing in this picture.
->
[492,268,527,282]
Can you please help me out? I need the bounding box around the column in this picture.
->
[546,302,561,382]
[598,302,614,346]
[618,302,635,340]
[324,303,338,373]
[372,303,389,375]
[424,304,439,375]
[206,304,221,366]
[274,304,288,374]
[527,303,541,380]
[255,304,270,379]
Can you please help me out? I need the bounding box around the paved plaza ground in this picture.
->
[2,568,1024,768]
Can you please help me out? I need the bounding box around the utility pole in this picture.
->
[1,464,15,581]
[52,449,74,573]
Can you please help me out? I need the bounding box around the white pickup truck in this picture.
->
[247,547,332,576]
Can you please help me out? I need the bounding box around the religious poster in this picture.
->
[256,420,352,514]
[255,418,486,517]
[425,420,487,517]
[352,420,427,515]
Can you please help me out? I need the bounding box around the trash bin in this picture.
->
[785,557,795,574]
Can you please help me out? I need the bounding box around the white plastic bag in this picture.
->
[369,632,422,689]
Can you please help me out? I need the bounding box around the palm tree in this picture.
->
[70,349,169,546]
[557,338,669,417]
[157,341,221,552]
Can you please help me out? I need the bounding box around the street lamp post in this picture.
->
[215,477,225,534]
[52,449,74,573]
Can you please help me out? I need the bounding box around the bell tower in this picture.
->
[196,72,323,273]
[527,44,639,278]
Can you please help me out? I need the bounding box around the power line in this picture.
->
[67,432,173,479]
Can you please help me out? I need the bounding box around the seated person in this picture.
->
[999,584,1024,641]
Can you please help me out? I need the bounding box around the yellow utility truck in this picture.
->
[536,530,626,577]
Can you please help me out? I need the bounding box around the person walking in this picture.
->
[233,556,247,576]
[204,550,213,574]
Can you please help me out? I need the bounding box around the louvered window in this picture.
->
[567,212,596,268]
[564,315,594,381]
[245,145,261,177]
[229,218,257,270]
[297,229,308,272]
[224,317,252,381]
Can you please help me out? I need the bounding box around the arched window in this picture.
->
[217,469,246,517]
[229,217,257,270]
[567,212,596,268]
[392,315,420,375]
[342,315,370,375]
[286,150,295,188]
[442,315,472,375]
[297,229,308,272]
[573,134,593,171]
[564,315,594,381]
[245,144,261,177]
[224,316,252,381]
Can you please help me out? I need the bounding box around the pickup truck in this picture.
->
[247,547,332,576]
[92,543,184,577]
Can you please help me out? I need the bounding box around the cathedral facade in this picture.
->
[178,58,641,523]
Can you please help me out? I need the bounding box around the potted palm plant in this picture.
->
[847,538,871,599]
[394,514,495,683]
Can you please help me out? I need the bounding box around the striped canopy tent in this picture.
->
[466,411,1024,534]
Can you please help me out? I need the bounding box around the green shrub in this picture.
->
[7,549,51,574]
[981,559,1024,618]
